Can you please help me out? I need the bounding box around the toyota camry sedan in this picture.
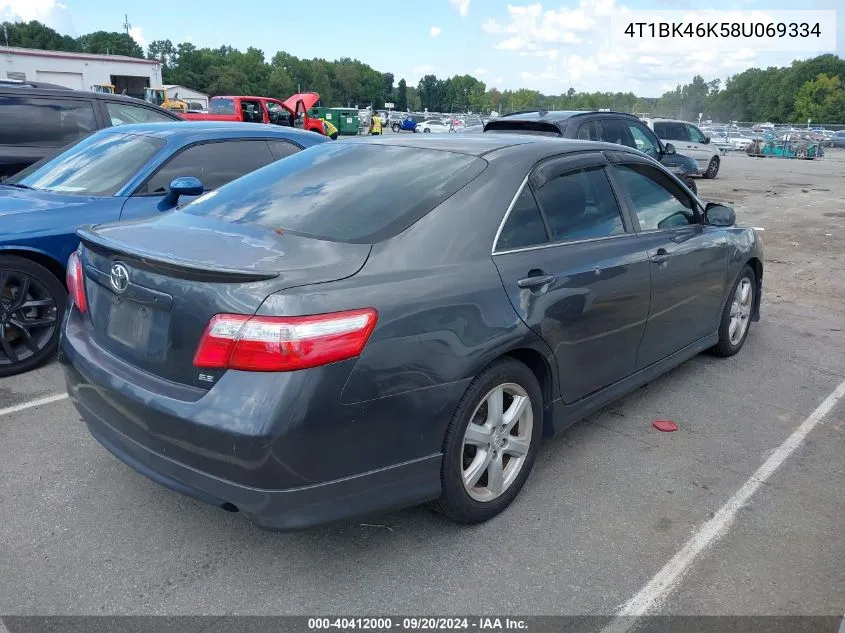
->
[60,135,763,530]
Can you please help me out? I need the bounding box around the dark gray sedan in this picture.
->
[60,135,763,529]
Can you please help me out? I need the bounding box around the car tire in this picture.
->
[432,358,543,524]
[0,255,66,377]
[705,156,720,178]
[796,148,808,159]
[683,177,698,194]
[423,128,430,133]
[392,123,400,132]
[712,264,756,358]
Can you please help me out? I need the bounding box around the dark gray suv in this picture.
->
[0,81,182,179]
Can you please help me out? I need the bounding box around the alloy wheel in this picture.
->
[0,270,59,368]
[461,383,533,502]
[728,277,753,346]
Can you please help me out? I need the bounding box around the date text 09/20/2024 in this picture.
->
[308,618,528,631]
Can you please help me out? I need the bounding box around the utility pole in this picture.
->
[3,23,8,47]
[122,14,131,35]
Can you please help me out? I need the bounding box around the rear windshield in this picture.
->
[180,143,487,243]
[209,98,235,115]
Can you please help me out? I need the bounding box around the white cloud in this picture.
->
[1,0,75,34]
[482,19,503,34]
[449,0,470,17]
[412,64,436,75]
[494,77,504,85]
[128,26,147,48]
[474,68,488,75]
[430,26,442,37]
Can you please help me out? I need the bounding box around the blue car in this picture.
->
[0,121,327,377]
[391,115,420,133]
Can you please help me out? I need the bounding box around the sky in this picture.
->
[1,0,842,96]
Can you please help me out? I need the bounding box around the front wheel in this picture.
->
[392,123,400,132]
[423,128,431,133]
[432,358,543,524]
[705,156,720,178]
[796,148,808,159]
[712,264,756,357]
[0,255,65,377]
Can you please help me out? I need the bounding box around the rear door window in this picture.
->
[495,187,549,251]
[209,98,235,114]
[266,139,302,161]
[533,167,626,242]
[577,121,599,141]
[137,140,276,194]
[0,96,97,146]
[181,143,487,243]
[105,102,175,125]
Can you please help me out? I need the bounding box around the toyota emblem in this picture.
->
[110,262,130,293]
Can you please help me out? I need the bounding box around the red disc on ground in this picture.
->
[652,420,678,432]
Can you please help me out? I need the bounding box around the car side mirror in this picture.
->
[704,202,735,227]
[163,176,203,207]
[703,137,711,144]
[663,142,676,155]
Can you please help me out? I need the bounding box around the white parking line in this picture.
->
[603,377,845,633]
[0,392,69,418]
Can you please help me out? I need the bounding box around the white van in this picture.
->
[641,118,722,178]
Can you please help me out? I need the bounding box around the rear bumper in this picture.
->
[79,397,440,530]
[59,311,450,530]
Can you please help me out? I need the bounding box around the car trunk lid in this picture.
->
[76,213,371,388]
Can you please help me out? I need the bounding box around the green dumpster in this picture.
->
[309,108,359,136]
[333,108,361,136]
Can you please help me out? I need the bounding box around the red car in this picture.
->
[182,92,326,136]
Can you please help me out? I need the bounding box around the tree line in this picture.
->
[3,20,845,122]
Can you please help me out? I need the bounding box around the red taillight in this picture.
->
[193,308,378,372]
[66,251,87,314]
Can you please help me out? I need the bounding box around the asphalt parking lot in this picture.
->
[1,149,844,623]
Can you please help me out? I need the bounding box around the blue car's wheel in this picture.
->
[0,255,65,377]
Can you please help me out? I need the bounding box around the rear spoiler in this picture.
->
[76,226,279,283]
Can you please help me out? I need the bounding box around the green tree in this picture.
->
[206,65,249,96]
[792,73,845,122]
[2,20,78,51]
[147,39,176,69]
[77,31,143,58]
[396,78,408,111]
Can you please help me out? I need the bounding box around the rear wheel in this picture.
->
[433,358,543,524]
[0,255,65,377]
[392,123,400,132]
[712,264,755,357]
[705,156,720,178]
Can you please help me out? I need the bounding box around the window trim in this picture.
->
[611,161,703,234]
[493,153,636,255]
[129,138,278,197]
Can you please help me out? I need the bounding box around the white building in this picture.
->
[164,84,209,110]
[1,46,162,98]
